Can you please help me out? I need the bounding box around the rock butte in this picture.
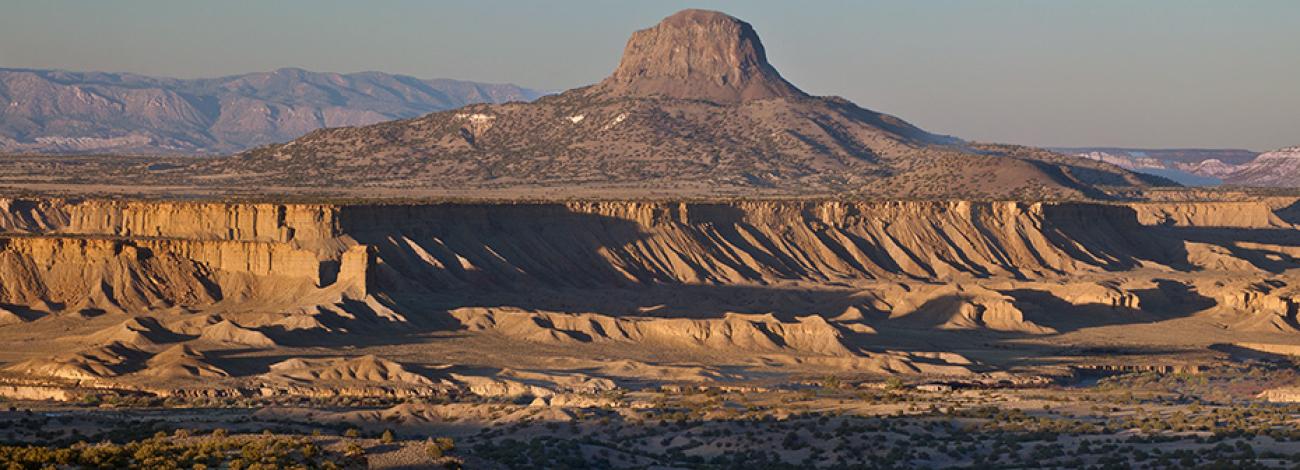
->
[594,9,806,103]
[0,9,1166,198]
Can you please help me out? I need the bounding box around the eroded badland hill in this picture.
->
[4,9,1300,470]
[3,196,1300,390]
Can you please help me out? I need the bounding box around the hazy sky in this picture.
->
[3,0,1298,150]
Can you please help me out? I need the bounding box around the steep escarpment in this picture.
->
[0,198,355,313]
[0,237,219,311]
[0,199,341,244]
[347,200,1181,290]
[1130,199,1300,228]
[1,197,1294,307]
[2,197,1300,392]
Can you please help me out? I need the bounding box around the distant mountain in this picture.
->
[1058,146,1300,188]
[1055,147,1260,186]
[0,67,544,155]
[1051,148,1258,167]
[1223,146,1300,187]
[216,9,1165,199]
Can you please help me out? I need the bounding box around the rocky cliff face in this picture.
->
[342,200,1169,289]
[0,199,340,242]
[0,198,354,312]
[0,237,219,310]
[0,67,544,155]
[594,9,804,103]
[3,196,1300,392]
[0,197,1293,309]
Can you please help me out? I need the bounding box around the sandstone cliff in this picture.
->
[0,197,1295,309]
[1,197,1299,393]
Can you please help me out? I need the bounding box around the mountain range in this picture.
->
[1218,146,1300,187]
[1061,147,1300,187]
[0,67,544,155]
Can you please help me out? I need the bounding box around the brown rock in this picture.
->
[594,9,805,103]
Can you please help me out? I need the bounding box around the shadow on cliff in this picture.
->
[322,203,1248,362]
[1036,204,1193,272]
[0,303,51,322]
[1000,279,1215,334]
[342,203,1225,295]
[1152,226,1300,274]
[1207,343,1299,363]
[1038,204,1300,274]
[1272,200,1300,226]
[367,278,1221,369]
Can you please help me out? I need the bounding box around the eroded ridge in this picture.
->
[0,197,1298,402]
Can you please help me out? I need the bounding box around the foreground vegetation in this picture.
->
[0,432,364,470]
[7,363,1300,468]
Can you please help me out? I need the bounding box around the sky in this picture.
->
[2,0,1298,151]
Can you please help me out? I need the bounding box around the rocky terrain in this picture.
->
[0,196,1299,398]
[0,67,543,155]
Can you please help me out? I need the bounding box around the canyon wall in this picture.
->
[1129,198,1300,228]
[347,201,1174,290]
[0,199,340,244]
[0,198,345,311]
[0,197,1294,313]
